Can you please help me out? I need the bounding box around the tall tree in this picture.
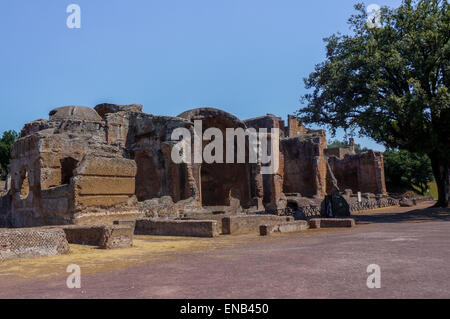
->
[298,0,449,207]
[0,130,19,179]
[383,149,434,195]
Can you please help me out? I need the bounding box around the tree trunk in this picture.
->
[428,151,449,208]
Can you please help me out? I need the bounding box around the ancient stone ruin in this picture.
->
[0,104,390,229]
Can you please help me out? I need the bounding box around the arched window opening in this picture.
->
[19,168,30,200]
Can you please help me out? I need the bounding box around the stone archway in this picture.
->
[178,108,252,209]
[135,150,162,201]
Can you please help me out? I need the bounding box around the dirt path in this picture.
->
[1,201,449,299]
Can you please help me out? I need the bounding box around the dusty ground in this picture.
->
[1,201,449,299]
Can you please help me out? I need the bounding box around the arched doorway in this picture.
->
[178,108,252,209]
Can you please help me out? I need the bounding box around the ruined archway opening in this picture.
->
[60,157,79,185]
[135,150,162,201]
[200,162,251,208]
[19,168,30,200]
[201,164,230,206]
[198,116,252,208]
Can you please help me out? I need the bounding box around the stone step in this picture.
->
[309,218,355,229]
[260,221,308,236]
[135,219,219,238]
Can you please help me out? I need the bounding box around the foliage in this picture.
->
[298,0,449,206]
[0,130,19,179]
[383,149,434,195]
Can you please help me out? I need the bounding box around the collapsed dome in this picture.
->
[94,103,143,118]
[49,106,102,122]
[177,107,246,129]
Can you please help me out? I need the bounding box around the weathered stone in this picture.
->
[320,191,351,218]
[328,151,387,195]
[0,228,70,261]
[3,106,388,231]
[260,221,308,236]
[99,226,133,249]
[49,106,102,122]
[222,215,294,235]
[309,218,355,229]
[399,198,415,207]
[135,219,218,238]
[94,103,143,118]
[114,219,136,231]
[75,155,137,177]
[181,212,228,235]
[74,211,142,226]
[75,176,135,195]
[59,225,133,249]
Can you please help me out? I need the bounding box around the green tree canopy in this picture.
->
[384,149,434,195]
[298,0,449,207]
[0,130,19,179]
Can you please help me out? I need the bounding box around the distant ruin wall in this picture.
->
[324,147,353,159]
[328,151,387,195]
[286,115,307,137]
[281,134,328,198]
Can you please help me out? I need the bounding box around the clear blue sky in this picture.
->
[0,0,402,151]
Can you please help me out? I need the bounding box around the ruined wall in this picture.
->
[103,111,133,147]
[244,114,286,139]
[180,108,255,209]
[244,114,286,211]
[130,113,196,204]
[281,132,328,198]
[0,228,70,261]
[72,154,140,225]
[4,105,389,228]
[9,134,43,227]
[285,115,307,137]
[328,151,387,195]
[6,105,143,227]
[324,147,354,159]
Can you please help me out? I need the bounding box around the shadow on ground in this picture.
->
[354,202,450,225]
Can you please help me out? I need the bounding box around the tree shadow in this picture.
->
[354,203,450,225]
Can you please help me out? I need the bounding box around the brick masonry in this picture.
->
[0,228,70,261]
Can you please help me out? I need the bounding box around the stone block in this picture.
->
[309,218,355,229]
[74,211,142,226]
[75,155,137,177]
[75,195,134,208]
[114,219,136,230]
[60,225,133,249]
[75,176,135,195]
[99,226,134,249]
[135,219,218,238]
[181,212,228,234]
[0,228,70,261]
[260,221,308,236]
[399,198,415,207]
[222,215,294,235]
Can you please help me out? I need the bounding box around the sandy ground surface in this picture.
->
[0,201,449,299]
